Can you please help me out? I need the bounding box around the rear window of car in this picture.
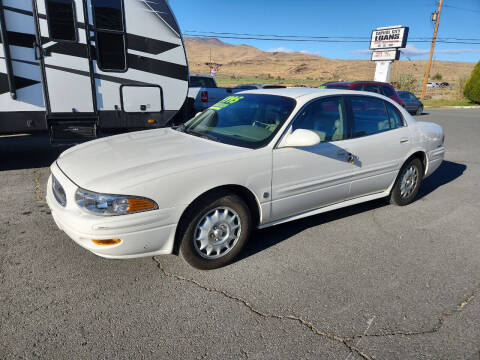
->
[362,85,382,94]
[263,85,287,89]
[235,85,257,90]
[190,76,217,88]
[382,86,395,97]
[325,84,350,89]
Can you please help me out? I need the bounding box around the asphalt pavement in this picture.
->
[1,108,479,359]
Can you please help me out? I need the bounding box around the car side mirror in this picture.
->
[278,129,321,148]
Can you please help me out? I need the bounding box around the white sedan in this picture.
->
[46,89,445,269]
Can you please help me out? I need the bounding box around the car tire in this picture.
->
[179,192,252,270]
[416,105,423,116]
[390,158,423,206]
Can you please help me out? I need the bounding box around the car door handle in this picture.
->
[400,138,409,144]
[336,150,355,164]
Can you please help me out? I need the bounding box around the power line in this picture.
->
[443,3,480,13]
[185,34,480,45]
[184,30,480,43]
[184,30,369,39]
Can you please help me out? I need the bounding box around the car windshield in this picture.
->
[178,94,296,149]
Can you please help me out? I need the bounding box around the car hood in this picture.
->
[56,128,250,193]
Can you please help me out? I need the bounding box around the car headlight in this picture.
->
[75,188,158,216]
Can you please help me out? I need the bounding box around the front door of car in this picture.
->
[344,95,413,198]
[271,96,354,221]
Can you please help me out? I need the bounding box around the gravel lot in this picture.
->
[1,109,479,360]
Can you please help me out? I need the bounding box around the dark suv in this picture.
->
[322,81,403,106]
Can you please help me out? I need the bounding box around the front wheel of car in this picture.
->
[390,158,423,206]
[179,192,252,270]
[416,105,423,115]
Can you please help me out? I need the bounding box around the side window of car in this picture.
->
[382,86,395,97]
[385,102,404,129]
[350,96,392,137]
[292,97,347,142]
[352,85,362,91]
[362,85,381,94]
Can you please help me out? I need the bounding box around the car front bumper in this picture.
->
[46,162,182,259]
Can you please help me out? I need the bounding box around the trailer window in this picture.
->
[46,0,77,42]
[92,0,124,31]
[92,0,127,72]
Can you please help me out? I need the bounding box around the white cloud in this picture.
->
[266,47,321,56]
[266,47,295,53]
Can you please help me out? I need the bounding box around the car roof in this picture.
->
[237,88,406,109]
[235,84,285,88]
[238,87,388,99]
[326,81,392,86]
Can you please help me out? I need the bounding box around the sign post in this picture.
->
[370,25,408,83]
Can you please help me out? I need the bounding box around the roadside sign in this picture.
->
[370,26,409,50]
[371,49,400,61]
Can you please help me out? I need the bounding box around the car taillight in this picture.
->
[201,91,208,103]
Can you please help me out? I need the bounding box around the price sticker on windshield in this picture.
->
[209,96,244,111]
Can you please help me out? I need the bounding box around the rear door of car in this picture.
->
[343,95,412,198]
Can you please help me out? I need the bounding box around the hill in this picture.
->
[184,37,475,88]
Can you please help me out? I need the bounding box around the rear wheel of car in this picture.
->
[390,158,423,206]
[416,105,423,116]
[179,192,252,270]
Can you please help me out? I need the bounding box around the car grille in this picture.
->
[52,175,67,207]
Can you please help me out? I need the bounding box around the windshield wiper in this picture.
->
[173,123,186,132]
[185,129,219,142]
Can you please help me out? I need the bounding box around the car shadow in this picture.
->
[236,160,466,263]
[237,198,387,263]
[0,134,68,171]
[417,160,466,199]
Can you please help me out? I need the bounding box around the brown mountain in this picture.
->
[184,37,475,86]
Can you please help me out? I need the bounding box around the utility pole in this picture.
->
[421,0,443,100]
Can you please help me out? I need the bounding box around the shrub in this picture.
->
[457,75,468,100]
[393,73,417,93]
[464,61,480,103]
[432,72,442,81]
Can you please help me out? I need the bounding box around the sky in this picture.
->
[169,0,480,63]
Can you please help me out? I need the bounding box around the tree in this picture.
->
[464,61,480,103]
[432,72,442,81]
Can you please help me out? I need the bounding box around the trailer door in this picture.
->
[33,0,95,114]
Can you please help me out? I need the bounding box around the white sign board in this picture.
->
[371,49,400,61]
[374,61,392,82]
[370,26,409,50]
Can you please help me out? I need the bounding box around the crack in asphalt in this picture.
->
[152,257,372,360]
[153,257,480,359]
[349,283,480,341]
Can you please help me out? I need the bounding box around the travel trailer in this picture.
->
[0,0,189,143]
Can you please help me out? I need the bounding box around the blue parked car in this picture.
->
[397,91,424,115]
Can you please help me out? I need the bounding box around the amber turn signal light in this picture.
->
[127,198,157,213]
[92,239,122,246]
[148,119,156,124]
